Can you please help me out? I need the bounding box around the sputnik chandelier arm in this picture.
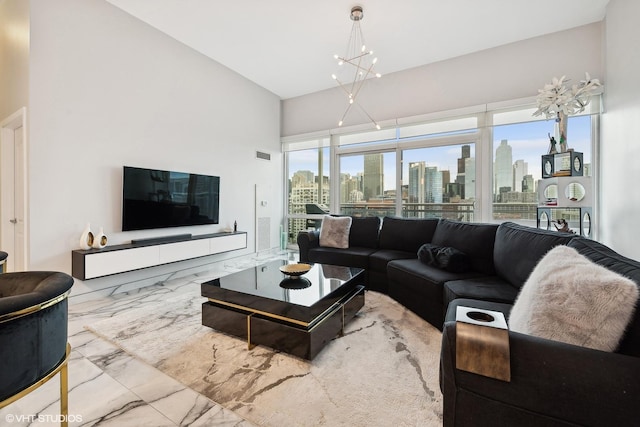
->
[332,5,382,129]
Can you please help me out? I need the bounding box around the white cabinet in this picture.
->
[72,232,247,280]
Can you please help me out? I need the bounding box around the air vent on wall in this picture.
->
[256,151,271,161]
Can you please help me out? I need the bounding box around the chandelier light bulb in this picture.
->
[361,45,366,52]
[334,54,339,59]
[372,57,378,64]
[375,124,381,130]
[339,120,344,126]
[332,74,337,80]
[376,73,382,78]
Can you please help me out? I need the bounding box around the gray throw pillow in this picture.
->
[509,245,639,352]
[319,215,352,249]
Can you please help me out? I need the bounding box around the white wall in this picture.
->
[601,0,640,260]
[26,0,282,294]
[282,22,603,137]
[0,0,29,119]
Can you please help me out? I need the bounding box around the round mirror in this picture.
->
[544,159,552,176]
[573,156,582,173]
[582,212,591,237]
[538,211,549,230]
[565,182,586,202]
[543,184,558,199]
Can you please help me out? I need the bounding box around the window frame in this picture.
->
[283,96,601,240]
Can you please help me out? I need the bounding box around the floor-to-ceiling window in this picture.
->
[284,139,329,245]
[490,108,595,232]
[283,98,600,246]
[401,143,476,221]
[338,151,397,217]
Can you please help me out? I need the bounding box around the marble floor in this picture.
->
[0,251,293,427]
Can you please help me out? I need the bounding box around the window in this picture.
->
[491,115,593,227]
[286,145,329,244]
[402,143,476,221]
[339,151,396,217]
[283,98,600,242]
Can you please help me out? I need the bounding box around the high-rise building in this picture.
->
[456,144,471,185]
[495,139,513,196]
[340,173,362,203]
[408,161,426,203]
[513,159,528,192]
[363,153,384,200]
[464,157,476,199]
[292,170,314,187]
[522,174,535,193]
[425,167,443,203]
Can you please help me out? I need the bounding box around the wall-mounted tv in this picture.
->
[122,166,220,231]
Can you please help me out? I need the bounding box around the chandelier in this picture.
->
[332,6,382,129]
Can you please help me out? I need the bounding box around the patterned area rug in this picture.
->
[86,290,444,426]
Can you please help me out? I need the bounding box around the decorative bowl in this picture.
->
[279,277,312,290]
[279,263,312,277]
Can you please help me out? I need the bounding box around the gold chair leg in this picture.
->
[60,343,70,427]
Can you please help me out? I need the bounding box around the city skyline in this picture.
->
[288,115,592,194]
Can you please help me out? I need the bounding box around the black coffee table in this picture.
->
[201,260,365,359]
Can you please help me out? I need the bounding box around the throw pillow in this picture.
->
[509,245,639,352]
[417,243,471,273]
[319,215,352,249]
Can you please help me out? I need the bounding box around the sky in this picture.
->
[289,115,592,192]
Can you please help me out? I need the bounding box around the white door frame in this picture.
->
[1,107,29,271]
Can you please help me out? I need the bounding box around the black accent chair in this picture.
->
[0,251,7,273]
[0,272,74,426]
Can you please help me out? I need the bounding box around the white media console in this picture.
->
[71,232,247,280]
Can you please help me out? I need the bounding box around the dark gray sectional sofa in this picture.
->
[297,216,640,426]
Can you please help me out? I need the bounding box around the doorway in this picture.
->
[1,107,28,271]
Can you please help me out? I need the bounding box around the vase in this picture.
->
[556,111,568,152]
[92,227,107,249]
[80,223,94,250]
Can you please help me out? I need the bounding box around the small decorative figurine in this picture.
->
[548,133,558,154]
[233,221,237,232]
[553,219,574,234]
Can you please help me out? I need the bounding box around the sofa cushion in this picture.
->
[509,245,639,352]
[443,276,520,307]
[319,215,351,249]
[418,243,471,273]
[493,222,574,288]
[431,220,498,275]
[568,237,640,356]
[369,249,416,274]
[348,216,381,248]
[308,246,375,269]
[387,258,486,297]
[387,258,487,329]
[378,217,439,253]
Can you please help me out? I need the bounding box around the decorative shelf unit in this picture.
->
[72,232,247,280]
[541,151,584,178]
[537,170,593,238]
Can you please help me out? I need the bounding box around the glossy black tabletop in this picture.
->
[201,260,364,325]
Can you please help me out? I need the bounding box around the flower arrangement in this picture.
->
[533,72,601,119]
[533,72,601,152]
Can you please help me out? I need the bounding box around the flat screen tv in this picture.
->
[122,166,220,231]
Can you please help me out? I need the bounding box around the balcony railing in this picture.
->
[287,201,550,246]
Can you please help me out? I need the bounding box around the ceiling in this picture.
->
[105,0,609,100]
